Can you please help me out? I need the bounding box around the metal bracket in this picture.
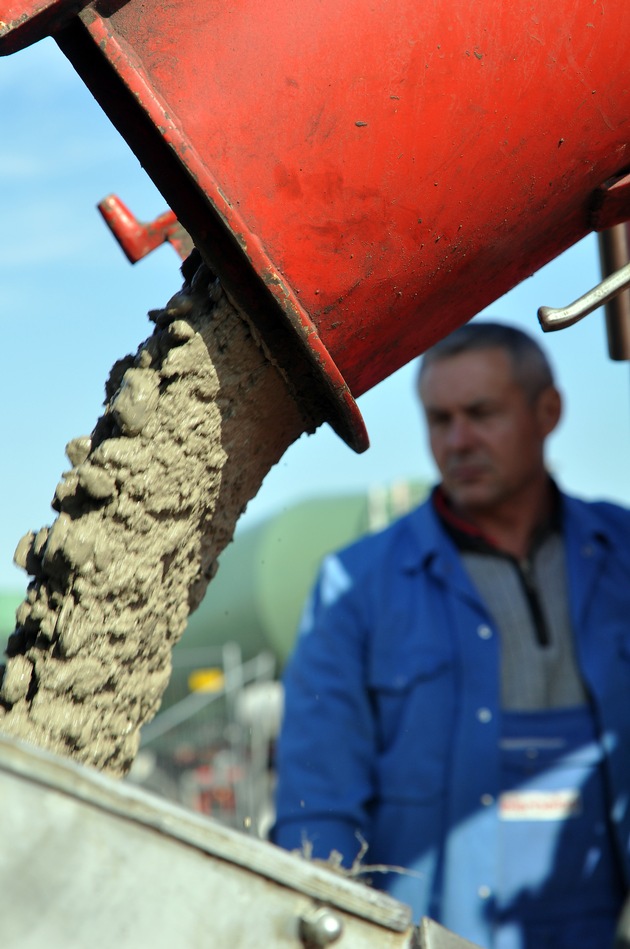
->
[97,194,194,263]
[591,171,630,233]
[540,172,630,336]
[598,224,630,360]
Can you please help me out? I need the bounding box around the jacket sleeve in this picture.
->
[271,553,375,867]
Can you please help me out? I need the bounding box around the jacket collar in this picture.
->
[401,500,488,608]
[403,486,612,584]
[404,496,455,570]
[431,483,562,558]
[402,497,467,574]
[559,492,611,547]
[559,493,612,628]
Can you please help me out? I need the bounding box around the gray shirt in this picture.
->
[462,534,589,710]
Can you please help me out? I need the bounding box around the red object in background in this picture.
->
[2,0,630,450]
[97,195,194,263]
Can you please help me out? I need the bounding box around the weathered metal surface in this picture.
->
[417,919,482,949]
[1,1,629,448]
[0,734,419,948]
[0,0,88,52]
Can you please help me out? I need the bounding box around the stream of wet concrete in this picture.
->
[0,259,313,776]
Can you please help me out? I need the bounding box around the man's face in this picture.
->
[419,347,560,516]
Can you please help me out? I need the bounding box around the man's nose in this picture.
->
[445,416,474,450]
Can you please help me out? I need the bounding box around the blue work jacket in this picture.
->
[272,491,630,947]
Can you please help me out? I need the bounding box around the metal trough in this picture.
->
[0,734,480,948]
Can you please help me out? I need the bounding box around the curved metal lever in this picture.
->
[538,261,630,332]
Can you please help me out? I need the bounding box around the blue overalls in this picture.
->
[493,707,625,949]
[273,493,630,947]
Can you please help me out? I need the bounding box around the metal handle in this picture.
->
[538,260,630,332]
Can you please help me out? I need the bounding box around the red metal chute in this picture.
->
[2,0,630,448]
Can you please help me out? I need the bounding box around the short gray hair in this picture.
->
[418,321,555,402]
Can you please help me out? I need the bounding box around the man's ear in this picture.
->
[536,386,562,437]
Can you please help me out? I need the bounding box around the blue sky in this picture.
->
[2,37,629,592]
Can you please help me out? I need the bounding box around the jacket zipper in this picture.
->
[517,555,550,647]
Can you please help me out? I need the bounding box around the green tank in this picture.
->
[181,482,427,667]
[0,591,23,654]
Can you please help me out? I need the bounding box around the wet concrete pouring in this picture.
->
[0,258,314,776]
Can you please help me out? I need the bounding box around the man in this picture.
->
[271,322,630,949]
